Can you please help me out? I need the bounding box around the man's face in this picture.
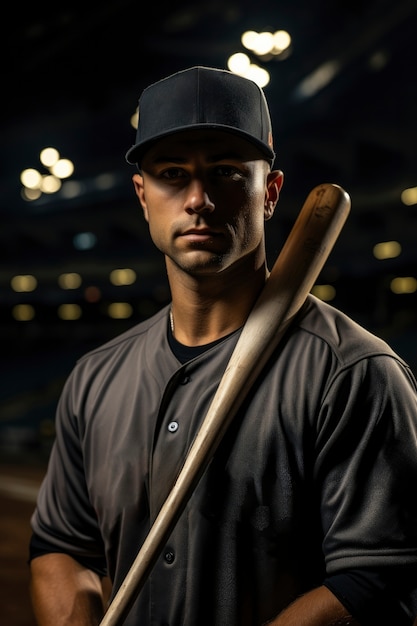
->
[133,130,281,278]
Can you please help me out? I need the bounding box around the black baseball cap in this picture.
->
[125,66,275,166]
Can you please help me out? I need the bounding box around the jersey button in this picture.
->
[164,550,175,564]
[168,421,179,432]
[180,375,191,385]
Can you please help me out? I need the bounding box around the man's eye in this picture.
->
[215,165,234,175]
[161,168,186,179]
[213,165,244,180]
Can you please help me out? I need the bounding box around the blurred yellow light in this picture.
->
[228,52,251,74]
[22,187,42,201]
[11,274,37,292]
[58,304,82,320]
[390,277,417,294]
[40,147,60,167]
[20,168,42,189]
[273,30,291,52]
[373,241,402,260]
[109,268,137,286]
[12,304,35,321]
[108,302,133,319]
[252,31,274,56]
[50,158,74,179]
[227,52,269,87]
[311,284,336,301]
[245,64,270,88]
[401,186,417,206]
[40,175,62,193]
[241,30,258,51]
[241,29,291,57]
[131,107,139,130]
[58,273,82,289]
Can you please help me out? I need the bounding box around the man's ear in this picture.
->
[132,173,149,222]
[264,169,284,220]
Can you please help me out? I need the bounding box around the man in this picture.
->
[29,66,417,625]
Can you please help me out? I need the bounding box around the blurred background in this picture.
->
[1,1,416,623]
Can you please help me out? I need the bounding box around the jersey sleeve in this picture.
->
[316,353,417,573]
[325,567,417,624]
[30,368,106,565]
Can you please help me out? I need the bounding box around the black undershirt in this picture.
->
[167,317,234,364]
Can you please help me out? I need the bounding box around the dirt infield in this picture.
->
[0,463,46,626]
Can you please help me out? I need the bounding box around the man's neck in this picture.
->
[167,264,269,347]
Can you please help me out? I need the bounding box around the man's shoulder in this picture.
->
[297,294,401,366]
[76,304,170,365]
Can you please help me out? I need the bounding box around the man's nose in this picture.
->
[184,179,215,214]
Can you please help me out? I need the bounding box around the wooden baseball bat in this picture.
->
[100,182,351,626]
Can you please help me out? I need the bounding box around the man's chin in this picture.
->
[175,253,228,275]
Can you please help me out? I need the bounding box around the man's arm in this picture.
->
[30,553,106,626]
[265,585,360,626]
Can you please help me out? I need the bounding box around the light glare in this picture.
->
[11,275,38,292]
[110,268,137,286]
[273,30,291,52]
[40,147,60,167]
[390,277,417,294]
[40,175,62,193]
[373,241,402,260]
[295,60,340,99]
[58,273,82,289]
[12,304,35,321]
[108,302,133,319]
[311,284,336,301]
[252,32,274,56]
[20,168,42,189]
[228,53,251,74]
[401,187,417,206]
[58,304,82,320]
[50,158,74,179]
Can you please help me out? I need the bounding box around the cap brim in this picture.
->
[125,124,275,165]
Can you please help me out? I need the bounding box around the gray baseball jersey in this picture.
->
[31,294,417,625]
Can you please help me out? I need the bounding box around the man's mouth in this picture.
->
[181,228,219,243]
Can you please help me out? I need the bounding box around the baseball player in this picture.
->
[29,66,417,625]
